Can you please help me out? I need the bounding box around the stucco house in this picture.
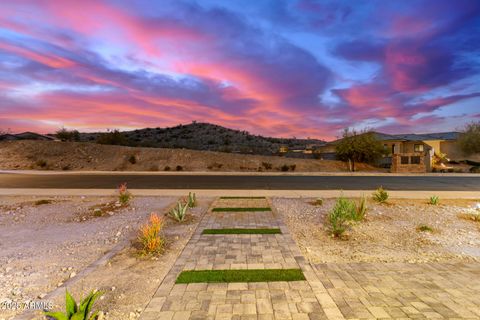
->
[316,131,463,173]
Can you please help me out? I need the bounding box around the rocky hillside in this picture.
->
[78,122,325,154]
[0,140,379,172]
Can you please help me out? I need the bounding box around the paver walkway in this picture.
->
[141,198,480,319]
[141,198,343,320]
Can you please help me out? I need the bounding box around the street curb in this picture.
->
[0,189,479,199]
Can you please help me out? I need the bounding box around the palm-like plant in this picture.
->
[45,290,102,320]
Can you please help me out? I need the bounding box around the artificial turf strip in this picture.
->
[175,269,305,284]
[220,196,266,199]
[212,207,271,212]
[202,228,281,235]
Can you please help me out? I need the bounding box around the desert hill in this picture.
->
[77,122,325,154]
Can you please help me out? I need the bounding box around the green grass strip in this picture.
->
[212,207,271,212]
[176,269,305,284]
[220,196,266,199]
[202,228,281,235]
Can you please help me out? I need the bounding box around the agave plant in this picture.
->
[44,290,102,320]
[429,195,440,205]
[169,201,189,222]
[187,192,197,208]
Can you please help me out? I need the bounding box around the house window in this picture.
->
[411,156,421,164]
[401,156,409,164]
[414,144,424,152]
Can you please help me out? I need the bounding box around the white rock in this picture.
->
[69,272,76,278]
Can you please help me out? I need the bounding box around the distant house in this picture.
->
[316,131,461,173]
[0,132,57,141]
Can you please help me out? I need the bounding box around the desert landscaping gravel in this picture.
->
[0,195,212,320]
[273,197,480,263]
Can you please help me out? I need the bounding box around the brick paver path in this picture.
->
[141,198,344,320]
[140,199,480,319]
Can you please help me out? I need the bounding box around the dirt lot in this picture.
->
[273,198,480,263]
[0,140,379,172]
[0,195,212,320]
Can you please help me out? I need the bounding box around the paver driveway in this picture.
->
[140,198,480,319]
[140,198,343,319]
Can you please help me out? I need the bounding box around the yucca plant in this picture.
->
[118,182,131,205]
[187,192,197,208]
[429,195,439,205]
[44,290,102,320]
[372,186,389,203]
[169,201,189,222]
[353,195,367,221]
[139,213,165,254]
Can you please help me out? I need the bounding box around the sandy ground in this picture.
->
[0,140,379,172]
[273,198,480,264]
[0,195,212,320]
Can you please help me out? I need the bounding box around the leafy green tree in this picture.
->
[56,128,80,141]
[335,128,386,171]
[458,121,480,155]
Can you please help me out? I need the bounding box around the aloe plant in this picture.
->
[187,192,197,208]
[169,201,189,222]
[45,290,102,320]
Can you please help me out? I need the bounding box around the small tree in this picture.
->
[458,122,480,155]
[56,127,80,141]
[335,128,386,171]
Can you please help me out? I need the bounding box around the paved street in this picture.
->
[1,173,479,190]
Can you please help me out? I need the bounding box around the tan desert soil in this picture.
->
[273,198,480,263]
[0,195,212,320]
[0,140,379,172]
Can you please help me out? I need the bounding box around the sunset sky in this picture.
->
[0,0,479,140]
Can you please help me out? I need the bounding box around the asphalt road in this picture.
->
[0,173,479,190]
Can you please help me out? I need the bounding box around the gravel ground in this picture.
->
[0,195,211,320]
[273,197,480,264]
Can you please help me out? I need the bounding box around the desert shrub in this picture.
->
[176,165,183,171]
[169,201,189,222]
[429,196,439,205]
[372,186,389,203]
[280,164,289,172]
[35,199,52,205]
[417,224,433,232]
[207,162,223,170]
[187,192,197,208]
[44,289,102,320]
[118,182,131,205]
[353,195,367,221]
[56,128,80,142]
[327,197,356,237]
[96,129,130,146]
[164,166,171,171]
[36,159,48,168]
[261,162,273,170]
[470,166,480,173]
[289,164,296,171]
[138,213,165,254]
[128,155,136,164]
